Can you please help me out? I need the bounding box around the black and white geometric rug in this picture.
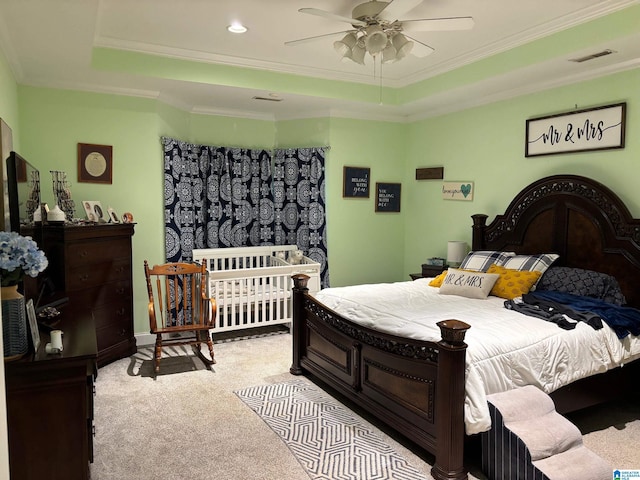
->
[235,379,429,480]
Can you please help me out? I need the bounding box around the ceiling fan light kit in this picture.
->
[289,0,474,66]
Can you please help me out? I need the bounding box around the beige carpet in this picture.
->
[90,330,640,480]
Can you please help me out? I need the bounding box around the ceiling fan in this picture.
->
[285,0,474,65]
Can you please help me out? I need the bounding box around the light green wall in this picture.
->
[17,87,168,335]
[190,114,276,148]
[275,117,407,287]
[10,66,640,338]
[325,118,407,286]
[403,67,640,276]
[16,87,282,337]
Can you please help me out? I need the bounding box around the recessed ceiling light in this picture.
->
[227,23,247,34]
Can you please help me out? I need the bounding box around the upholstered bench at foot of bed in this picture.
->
[481,385,611,480]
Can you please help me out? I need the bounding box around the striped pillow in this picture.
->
[459,251,516,272]
[498,253,559,275]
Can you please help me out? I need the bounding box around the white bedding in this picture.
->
[312,278,640,435]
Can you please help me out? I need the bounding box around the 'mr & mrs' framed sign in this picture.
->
[525,102,626,157]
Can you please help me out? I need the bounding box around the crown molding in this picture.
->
[93,36,387,86]
[405,57,640,122]
[191,105,275,121]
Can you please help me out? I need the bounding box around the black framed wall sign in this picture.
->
[525,102,626,157]
[343,166,370,198]
[375,182,401,212]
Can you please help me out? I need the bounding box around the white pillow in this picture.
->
[439,268,500,299]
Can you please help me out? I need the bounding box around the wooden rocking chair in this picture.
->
[144,260,216,373]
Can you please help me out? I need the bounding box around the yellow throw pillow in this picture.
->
[429,270,449,287]
[487,264,542,299]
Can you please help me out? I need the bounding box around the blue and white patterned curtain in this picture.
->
[273,148,330,288]
[162,137,275,262]
[162,138,330,288]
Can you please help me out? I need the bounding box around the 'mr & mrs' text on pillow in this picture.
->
[439,268,500,299]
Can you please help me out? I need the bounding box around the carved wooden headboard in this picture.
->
[471,175,640,307]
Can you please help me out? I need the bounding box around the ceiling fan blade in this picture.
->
[378,0,423,23]
[404,35,435,57]
[401,16,475,32]
[298,8,367,27]
[285,30,354,46]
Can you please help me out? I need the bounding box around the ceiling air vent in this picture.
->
[252,96,283,102]
[569,49,615,63]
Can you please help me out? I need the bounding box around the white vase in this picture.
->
[47,204,66,223]
[2,284,28,360]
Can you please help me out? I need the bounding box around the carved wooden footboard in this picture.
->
[290,274,472,480]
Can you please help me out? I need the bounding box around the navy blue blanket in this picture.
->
[526,291,640,339]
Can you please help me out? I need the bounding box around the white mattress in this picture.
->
[313,278,640,435]
[209,283,291,304]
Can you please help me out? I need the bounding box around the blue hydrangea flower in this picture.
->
[0,231,48,286]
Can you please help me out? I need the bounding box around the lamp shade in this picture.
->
[364,25,388,55]
[392,33,413,59]
[334,33,358,56]
[381,41,397,64]
[347,42,366,65]
[447,241,467,267]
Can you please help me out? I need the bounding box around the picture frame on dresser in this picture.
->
[108,206,120,223]
[26,299,39,352]
[83,200,106,222]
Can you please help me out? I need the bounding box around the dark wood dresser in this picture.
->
[36,223,136,366]
[5,312,97,480]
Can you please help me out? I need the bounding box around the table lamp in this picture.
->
[447,241,468,267]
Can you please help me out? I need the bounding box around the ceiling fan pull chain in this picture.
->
[379,57,383,105]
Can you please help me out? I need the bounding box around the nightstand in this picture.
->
[410,264,448,280]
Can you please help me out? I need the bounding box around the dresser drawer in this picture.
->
[67,238,131,268]
[93,304,133,352]
[69,280,131,308]
[67,258,131,291]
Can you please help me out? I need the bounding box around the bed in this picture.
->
[192,245,320,333]
[289,174,640,480]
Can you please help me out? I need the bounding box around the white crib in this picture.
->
[192,246,321,333]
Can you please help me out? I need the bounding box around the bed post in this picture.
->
[290,274,309,375]
[471,214,488,251]
[431,319,471,480]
